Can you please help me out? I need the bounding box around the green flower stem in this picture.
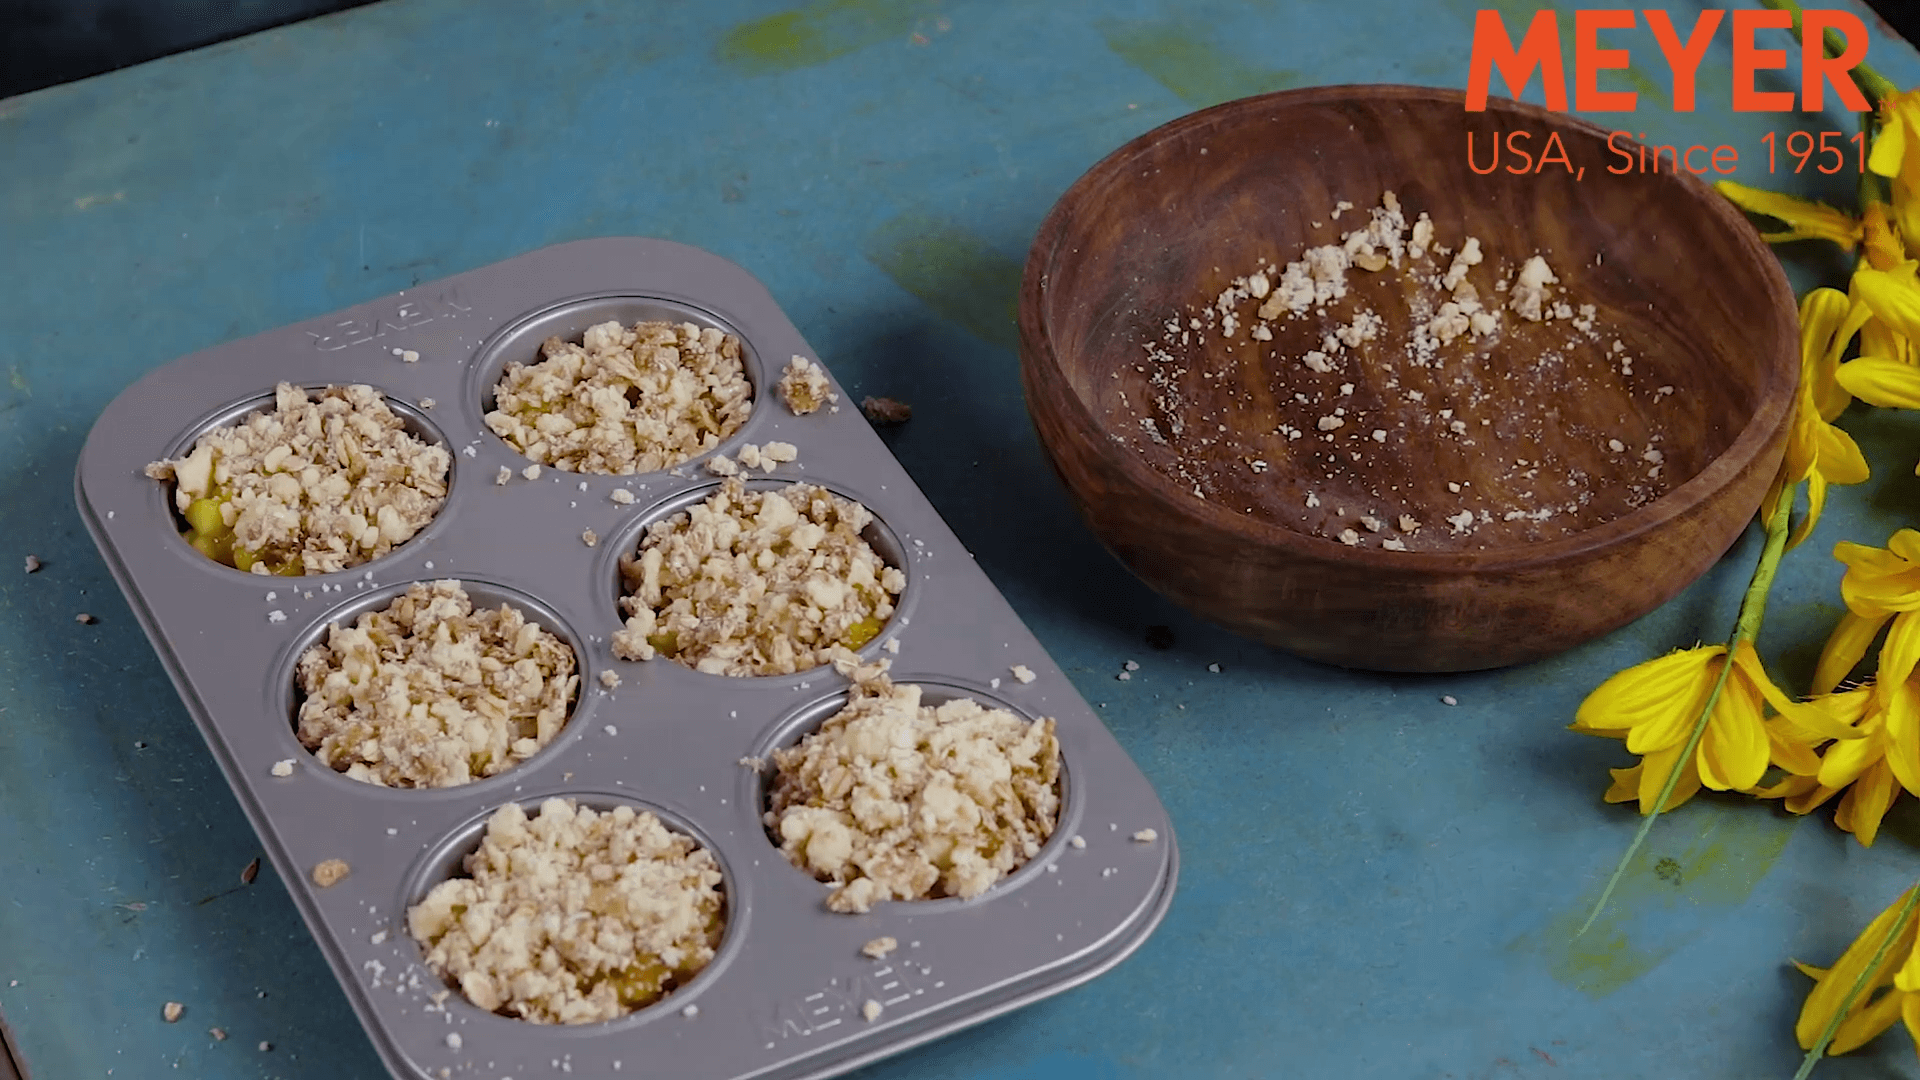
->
[1790,882,1920,1080]
[1577,488,1796,937]
[1760,0,1898,106]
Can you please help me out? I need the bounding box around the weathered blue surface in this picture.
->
[5,1,1920,1077]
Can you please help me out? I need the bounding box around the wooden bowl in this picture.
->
[1018,85,1797,673]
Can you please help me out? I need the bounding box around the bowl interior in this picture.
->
[1031,87,1791,555]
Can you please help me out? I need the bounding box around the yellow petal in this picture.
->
[1763,717,1825,776]
[1699,670,1770,791]
[1718,181,1861,250]
[1786,471,1825,551]
[1864,201,1907,273]
[1835,762,1900,848]
[1602,763,1639,804]
[1830,987,1908,1054]
[1574,647,1722,755]
[1862,314,1916,366]
[1839,357,1920,409]
[1885,679,1920,796]
[1889,531,1920,563]
[1872,100,1911,178]
[1736,642,1867,742]
[1816,614,1892,695]
[1883,611,1920,691]
[1786,780,1846,815]
[1814,420,1871,486]
[1798,961,1832,981]
[1635,743,1702,815]
[1799,888,1920,1048]
[1852,263,1920,347]
[1899,886,1920,992]
[1820,722,1888,789]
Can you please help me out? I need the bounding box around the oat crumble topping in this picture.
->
[406,799,724,1024]
[144,383,450,575]
[294,581,577,788]
[766,665,1061,914]
[485,320,751,475]
[612,478,904,676]
[778,356,833,415]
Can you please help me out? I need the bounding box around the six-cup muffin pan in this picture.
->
[74,238,1178,1080]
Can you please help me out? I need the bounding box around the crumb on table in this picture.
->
[312,859,350,887]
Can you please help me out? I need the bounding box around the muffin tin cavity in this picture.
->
[400,793,737,1027]
[751,680,1072,913]
[467,295,760,476]
[607,477,912,678]
[151,383,453,577]
[281,579,588,791]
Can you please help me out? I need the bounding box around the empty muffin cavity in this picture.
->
[762,663,1063,914]
[405,796,727,1024]
[145,383,450,576]
[484,315,752,475]
[292,580,578,788]
[611,477,906,676]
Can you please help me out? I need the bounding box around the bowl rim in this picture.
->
[1017,82,1800,573]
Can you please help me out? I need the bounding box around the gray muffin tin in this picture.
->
[74,238,1178,1080]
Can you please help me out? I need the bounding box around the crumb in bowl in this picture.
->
[765,659,1062,913]
[485,320,751,475]
[1117,191,1678,553]
[405,798,725,1024]
[611,478,904,676]
[145,383,450,575]
[295,580,577,788]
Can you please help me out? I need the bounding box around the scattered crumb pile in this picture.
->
[703,440,798,477]
[778,355,836,415]
[766,657,1062,913]
[485,320,751,474]
[1118,192,1675,551]
[145,383,450,575]
[612,477,905,676]
[296,580,577,788]
[407,798,725,1024]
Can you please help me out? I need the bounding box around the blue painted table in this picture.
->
[6,1,1920,1077]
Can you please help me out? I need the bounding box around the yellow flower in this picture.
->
[1572,642,1858,812]
[1837,267,1920,472]
[1752,685,1903,845]
[1795,885,1920,1057]
[1872,89,1920,255]
[1766,289,1872,548]
[1717,181,1862,249]
[1814,532,1920,694]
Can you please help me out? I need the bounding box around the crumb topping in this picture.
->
[766,664,1061,914]
[1113,191,1678,552]
[612,478,904,676]
[406,799,724,1025]
[144,383,449,575]
[295,581,577,788]
[778,356,834,415]
[485,320,751,475]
